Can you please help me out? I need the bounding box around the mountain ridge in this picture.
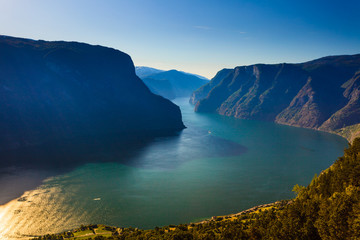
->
[191,54,360,141]
[0,35,185,153]
[137,67,209,100]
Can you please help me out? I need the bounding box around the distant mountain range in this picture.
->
[191,54,360,142]
[135,66,164,79]
[0,35,185,153]
[135,66,209,100]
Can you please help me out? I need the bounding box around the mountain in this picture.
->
[178,70,209,81]
[135,66,164,78]
[191,54,360,141]
[139,69,209,100]
[0,35,185,152]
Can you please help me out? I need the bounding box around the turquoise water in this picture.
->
[0,98,348,238]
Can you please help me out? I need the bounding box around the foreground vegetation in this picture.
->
[34,138,360,239]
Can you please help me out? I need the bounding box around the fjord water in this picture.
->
[0,98,348,239]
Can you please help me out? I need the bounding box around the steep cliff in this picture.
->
[0,35,185,152]
[192,54,360,140]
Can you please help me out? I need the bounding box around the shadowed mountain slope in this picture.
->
[137,68,208,100]
[191,54,360,140]
[0,35,185,152]
[135,66,164,79]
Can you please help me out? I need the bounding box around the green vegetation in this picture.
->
[34,225,115,240]
[34,138,360,239]
[335,123,360,143]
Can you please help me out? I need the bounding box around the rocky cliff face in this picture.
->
[0,35,185,151]
[191,54,360,138]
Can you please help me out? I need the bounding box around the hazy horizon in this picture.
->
[1,0,359,78]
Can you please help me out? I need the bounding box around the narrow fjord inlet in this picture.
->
[0,98,347,239]
[1,1,360,239]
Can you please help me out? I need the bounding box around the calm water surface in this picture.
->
[0,98,348,239]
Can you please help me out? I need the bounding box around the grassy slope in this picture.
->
[335,123,360,143]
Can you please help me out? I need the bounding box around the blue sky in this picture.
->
[1,0,359,78]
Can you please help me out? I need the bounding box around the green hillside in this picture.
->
[336,123,360,143]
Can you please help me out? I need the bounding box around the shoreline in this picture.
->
[2,108,351,239]
[193,201,284,225]
[189,101,355,144]
[28,201,292,239]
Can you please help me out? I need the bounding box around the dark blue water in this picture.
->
[0,98,348,238]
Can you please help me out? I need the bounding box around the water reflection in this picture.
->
[0,127,247,239]
[0,98,347,239]
[0,125,247,206]
[124,127,247,169]
[0,133,159,205]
